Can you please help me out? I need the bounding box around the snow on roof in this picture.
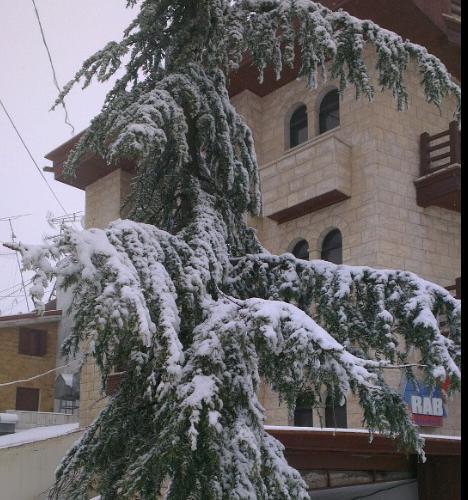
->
[61,373,75,387]
[0,422,80,449]
[0,413,19,424]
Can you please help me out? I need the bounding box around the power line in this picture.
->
[0,278,33,296]
[0,97,68,214]
[31,0,75,135]
[0,293,24,300]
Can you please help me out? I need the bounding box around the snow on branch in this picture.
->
[231,0,460,115]
[228,253,461,390]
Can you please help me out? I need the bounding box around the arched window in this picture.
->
[291,239,309,260]
[289,105,308,148]
[294,394,313,427]
[319,89,340,134]
[325,395,347,429]
[321,229,342,264]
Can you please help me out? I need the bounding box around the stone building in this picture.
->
[44,1,460,497]
[0,309,61,413]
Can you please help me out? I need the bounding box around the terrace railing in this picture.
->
[420,121,460,177]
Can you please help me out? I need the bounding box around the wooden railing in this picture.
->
[446,276,461,300]
[420,121,460,177]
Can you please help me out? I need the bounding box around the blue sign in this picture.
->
[403,380,446,427]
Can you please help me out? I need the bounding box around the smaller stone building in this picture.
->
[0,309,61,413]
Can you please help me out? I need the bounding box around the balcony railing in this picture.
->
[446,276,461,300]
[414,121,460,212]
[420,121,460,176]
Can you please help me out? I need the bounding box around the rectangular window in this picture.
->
[16,387,40,411]
[18,327,47,356]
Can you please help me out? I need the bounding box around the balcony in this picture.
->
[414,121,460,212]
[105,370,126,396]
[261,133,351,224]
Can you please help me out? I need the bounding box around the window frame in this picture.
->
[321,229,343,265]
[318,89,340,135]
[289,104,308,149]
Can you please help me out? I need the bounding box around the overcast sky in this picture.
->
[0,1,136,314]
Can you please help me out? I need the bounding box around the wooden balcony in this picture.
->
[414,121,460,212]
[261,133,351,224]
[105,371,126,396]
[446,276,461,300]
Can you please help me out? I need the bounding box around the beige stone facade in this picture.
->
[77,52,460,437]
[79,169,133,427]
[0,315,60,413]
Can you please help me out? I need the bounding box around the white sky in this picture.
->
[0,1,136,314]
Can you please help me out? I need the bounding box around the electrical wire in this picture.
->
[0,362,73,388]
[0,278,33,296]
[0,97,68,214]
[31,0,75,135]
[0,293,24,300]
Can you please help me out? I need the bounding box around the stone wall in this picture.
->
[79,168,134,427]
[84,168,133,230]
[231,50,460,286]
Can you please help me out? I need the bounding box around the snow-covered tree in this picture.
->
[8,1,460,499]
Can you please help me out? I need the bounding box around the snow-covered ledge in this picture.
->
[0,422,79,449]
[0,423,82,500]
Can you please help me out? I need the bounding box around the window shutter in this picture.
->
[16,387,40,411]
[18,328,47,356]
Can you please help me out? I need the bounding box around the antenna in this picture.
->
[47,211,83,235]
[0,213,32,311]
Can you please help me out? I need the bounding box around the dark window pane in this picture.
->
[290,105,308,148]
[292,239,309,260]
[325,396,348,428]
[294,407,313,427]
[321,229,342,264]
[16,387,40,411]
[294,395,313,427]
[319,90,340,134]
[18,328,47,356]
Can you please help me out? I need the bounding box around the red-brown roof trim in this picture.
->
[267,426,461,456]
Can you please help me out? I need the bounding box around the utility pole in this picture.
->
[0,214,32,311]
